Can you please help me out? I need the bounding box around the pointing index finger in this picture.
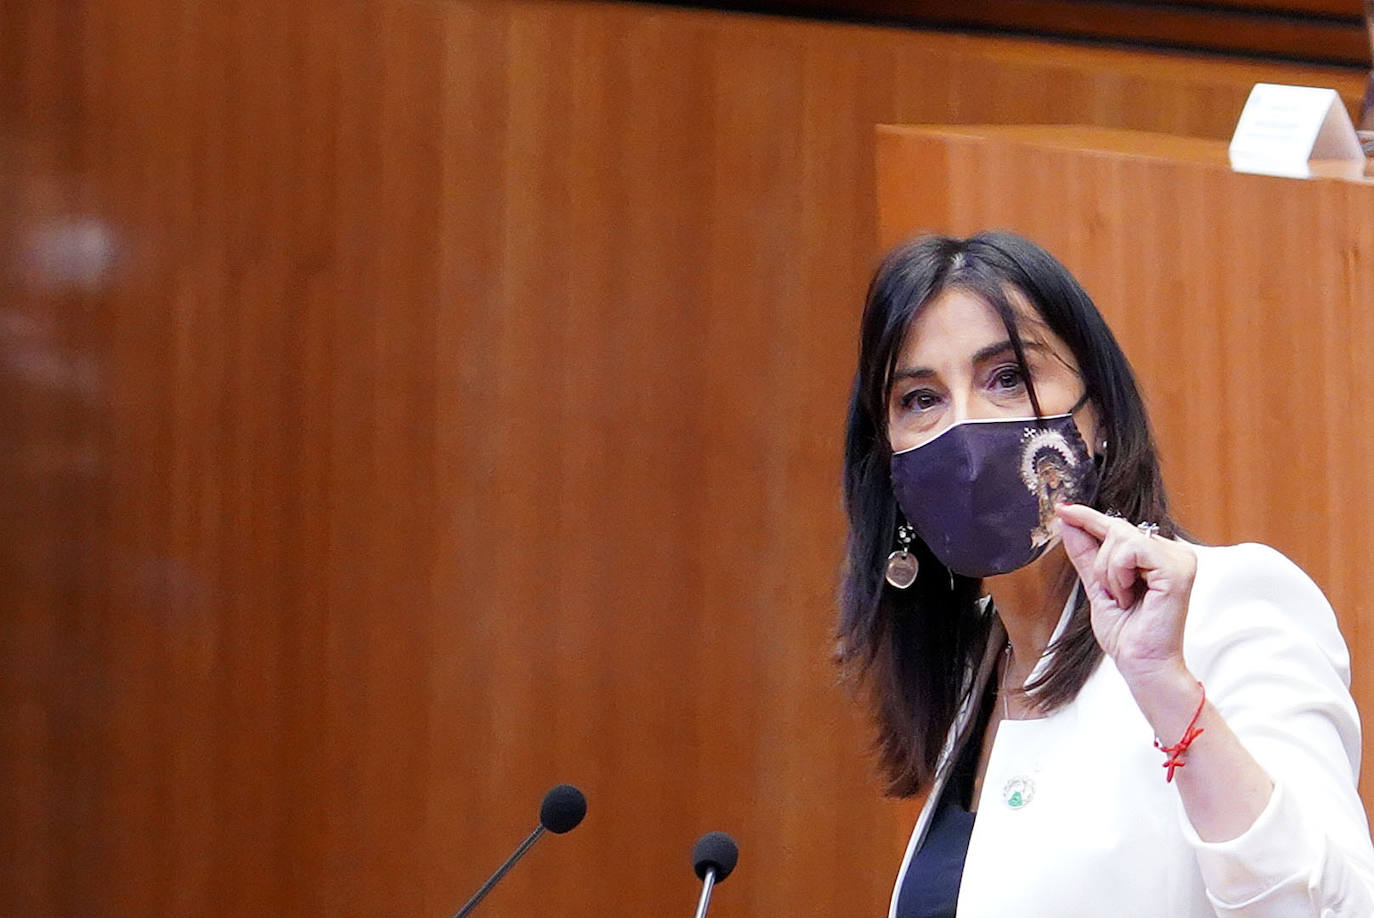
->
[1054,502,1114,540]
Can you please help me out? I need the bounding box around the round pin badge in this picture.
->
[1002,776,1035,810]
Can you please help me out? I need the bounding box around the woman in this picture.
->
[837,231,1374,917]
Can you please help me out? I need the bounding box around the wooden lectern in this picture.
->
[876,124,1374,808]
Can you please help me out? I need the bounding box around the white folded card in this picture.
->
[1228,82,1363,178]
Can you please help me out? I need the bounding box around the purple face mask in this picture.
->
[890,411,1098,578]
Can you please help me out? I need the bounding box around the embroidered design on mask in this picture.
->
[1018,427,1089,549]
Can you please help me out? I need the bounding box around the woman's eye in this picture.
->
[899,389,940,411]
[991,366,1025,390]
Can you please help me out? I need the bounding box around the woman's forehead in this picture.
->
[896,286,1074,370]
[903,286,1049,347]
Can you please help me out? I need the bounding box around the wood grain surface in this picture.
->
[0,1,1365,915]
[667,0,1370,66]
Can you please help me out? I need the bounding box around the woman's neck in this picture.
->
[983,544,1077,686]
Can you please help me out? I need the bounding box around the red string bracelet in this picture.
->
[1154,682,1206,782]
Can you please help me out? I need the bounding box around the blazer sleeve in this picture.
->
[1178,542,1374,917]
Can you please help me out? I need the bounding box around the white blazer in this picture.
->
[889,542,1374,918]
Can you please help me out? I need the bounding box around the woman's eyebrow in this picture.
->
[891,339,1049,383]
[890,366,937,383]
[972,339,1046,363]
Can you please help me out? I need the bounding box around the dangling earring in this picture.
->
[885,523,919,589]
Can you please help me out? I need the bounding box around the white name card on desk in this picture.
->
[1228,83,1363,178]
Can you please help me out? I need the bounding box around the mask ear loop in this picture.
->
[1065,390,1106,462]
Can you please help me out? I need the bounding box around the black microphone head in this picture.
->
[692,831,739,882]
[539,784,586,834]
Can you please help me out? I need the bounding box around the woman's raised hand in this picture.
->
[1054,503,1198,684]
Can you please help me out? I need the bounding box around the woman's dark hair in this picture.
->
[837,231,1176,797]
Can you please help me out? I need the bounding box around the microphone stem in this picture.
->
[693,867,718,918]
[454,825,546,918]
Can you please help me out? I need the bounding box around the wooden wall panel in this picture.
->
[0,1,1367,916]
[672,0,1371,66]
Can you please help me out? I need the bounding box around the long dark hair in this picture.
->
[837,231,1176,797]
